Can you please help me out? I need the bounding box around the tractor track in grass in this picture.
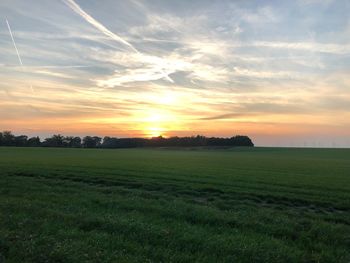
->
[5,171,349,222]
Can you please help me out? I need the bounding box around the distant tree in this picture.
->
[102,136,118,148]
[2,131,15,146]
[71,137,82,148]
[232,135,254,146]
[146,136,165,147]
[83,136,101,148]
[63,136,72,147]
[93,136,102,147]
[43,134,64,147]
[165,136,177,147]
[0,131,254,148]
[195,135,206,146]
[14,135,28,147]
[64,136,81,148]
[27,137,41,147]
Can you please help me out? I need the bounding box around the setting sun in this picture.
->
[1,1,350,262]
[1,0,350,148]
[141,111,171,137]
[146,126,165,138]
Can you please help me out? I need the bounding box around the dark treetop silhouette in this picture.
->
[0,131,254,148]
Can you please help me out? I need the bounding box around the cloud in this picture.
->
[189,65,231,83]
[62,0,179,84]
[97,67,174,87]
[232,67,300,79]
[298,0,334,6]
[93,48,233,87]
[129,13,184,36]
[199,113,252,120]
[1,0,350,145]
[62,0,138,52]
[241,6,279,24]
[252,41,350,54]
[33,70,74,79]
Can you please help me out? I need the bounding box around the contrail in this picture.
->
[0,65,92,69]
[35,65,91,69]
[62,0,174,83]
[62,0,138,53]
[6,19,34,92]
[6,19,23,67]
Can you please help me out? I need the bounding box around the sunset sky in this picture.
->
[1,0,350,146]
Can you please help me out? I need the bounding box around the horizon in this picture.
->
[2,130,349,149]
[1,0,350,147]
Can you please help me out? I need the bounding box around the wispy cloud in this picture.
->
[232,67,300,79]
[0,65,91,69]
[199,113,252,120]
[33,70,74,79]
[241,6,279,24]
[62,0,177,85]
[62,0,138,53]
[253,41,350,55]
[1,0,350,146]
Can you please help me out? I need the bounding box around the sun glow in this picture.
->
[158,92,177,105]
[142,111,166,137]
[140,110,182,138]
[146,126,165,137]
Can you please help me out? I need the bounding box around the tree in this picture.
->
[63,136,81,148]
[43,134,64,147]
[82,136,94,148]
[82,136,101,148]
[0,131,254,148]
[2,131,15,146]
[71,137,82,148]
[27,137,41,147]
[92,136,102,147]
[232,135,254,147]
[14,135,28,147]
[102,136,118,148]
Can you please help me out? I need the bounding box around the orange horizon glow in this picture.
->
[1,1,350,147]
[2,80,350,146]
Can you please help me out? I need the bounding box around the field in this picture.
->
[0,147,349,263]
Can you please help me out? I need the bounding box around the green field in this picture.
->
[0,147,349,262]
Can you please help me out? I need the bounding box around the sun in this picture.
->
[141,111,170,137]
[144,112,166,137]
[147,127,165,137]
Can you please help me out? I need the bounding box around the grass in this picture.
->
[0,146,349,262]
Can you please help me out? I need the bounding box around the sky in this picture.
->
[0,0,350,147]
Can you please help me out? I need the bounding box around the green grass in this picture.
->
[0,147,349,263]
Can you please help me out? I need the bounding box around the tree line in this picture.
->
[0,131,254,148]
